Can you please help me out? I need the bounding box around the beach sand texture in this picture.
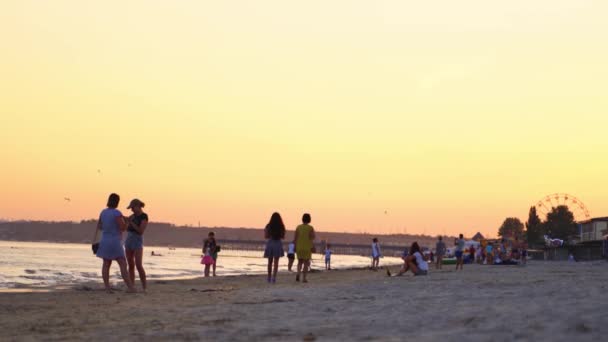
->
[0,261,606,341]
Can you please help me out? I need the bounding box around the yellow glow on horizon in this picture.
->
[1,1,608,237]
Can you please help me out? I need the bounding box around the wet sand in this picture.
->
[1,261,607,341]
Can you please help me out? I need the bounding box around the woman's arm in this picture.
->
[115,215,127,232]
[309,228,316,241]
[264,227,270,239]
[293,229,299,247]
[93,215,102,243]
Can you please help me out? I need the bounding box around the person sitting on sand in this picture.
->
[371,238,382,271]
[324,244,332,271]
[264,212,286,283]
[124,198,148,292]
[201,232,218,277]
[295,213,316,283]
[435,236,446,270]
[287,241,296,272]
[389,242,428,276]
[95,193,136,293]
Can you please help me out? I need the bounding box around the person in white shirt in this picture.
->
[371,238,382,270]
[287,242,296,272]
[390,242,428,276]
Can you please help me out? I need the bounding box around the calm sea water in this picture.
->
[0,241,401,289]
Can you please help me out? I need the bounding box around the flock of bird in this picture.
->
[64,164,133,204]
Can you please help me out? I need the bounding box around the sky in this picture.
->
[1,1,607,238]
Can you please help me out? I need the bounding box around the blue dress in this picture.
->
[96,208,126,260]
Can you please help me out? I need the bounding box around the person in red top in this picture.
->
[469,245,475,264]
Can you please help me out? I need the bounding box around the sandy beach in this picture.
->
[1,261,606,341]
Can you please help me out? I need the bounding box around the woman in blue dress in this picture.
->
[95,193,135,293]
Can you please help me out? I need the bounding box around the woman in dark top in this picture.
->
[202,232,218,277]
[124,199,149,291]
[264,212,286,283]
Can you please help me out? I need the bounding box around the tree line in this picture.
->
[497,205,579,246]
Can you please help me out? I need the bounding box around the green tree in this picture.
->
[544,205,578,240]
[498,217,525,239]
[525,206,544,245]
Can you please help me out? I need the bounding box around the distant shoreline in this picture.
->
[0,220,449,250]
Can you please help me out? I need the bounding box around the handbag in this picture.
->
[92,243,100,254]
[91,224,100,255]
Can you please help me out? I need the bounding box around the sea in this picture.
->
[0,241,401,290]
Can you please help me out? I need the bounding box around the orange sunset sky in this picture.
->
[1,1,607,238]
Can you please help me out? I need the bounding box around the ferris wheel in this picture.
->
[535,193,591,222]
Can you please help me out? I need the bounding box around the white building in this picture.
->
[580,217,608,242]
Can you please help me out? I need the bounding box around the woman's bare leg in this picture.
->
[125,249,136,285]
[303,260,310,282]
[272,257,279,281]
[296,259,303,281]
[267,258,273,281]
[135,248,147,291]
[204,264,210,277]
[116,258,135,292]
[397,263,409,276]
[407,260,420,275]
[212,258,217,277]
[398,256,415,276]
[102,259,112,292]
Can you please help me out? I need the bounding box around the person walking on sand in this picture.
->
[295,213,316,283]
[124,199,148,292]
[95,193,135,293]
[287,241,296,272]
[371,238,382,270]
[201,232,218,277]
[435,236,446,269]
[455,234,465,271]
[264,213,286,283]
[324,244,332,270]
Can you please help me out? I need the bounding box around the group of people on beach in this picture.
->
[385,232,531,278]
[94,193,533,293]
[430,234,529,270]
[93,193,322,291]
[93,193,148,293]
[262,212,316,283]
